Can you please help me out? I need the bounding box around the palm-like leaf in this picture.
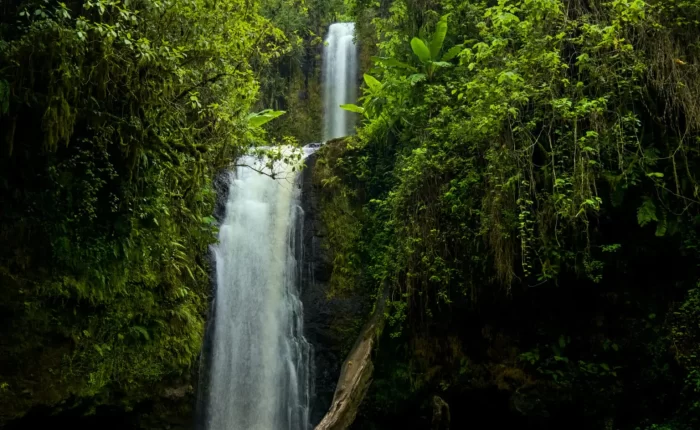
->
[411,38,432,63]
[430,15,449,60]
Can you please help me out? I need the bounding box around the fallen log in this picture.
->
[314,286,389,430]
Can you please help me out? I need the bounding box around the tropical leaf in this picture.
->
[411,38,431,63]
[432,61,453,68]
[247,109,286,127]
[340,104,365,114]
[430,15,449,60]
[364,74,382,93]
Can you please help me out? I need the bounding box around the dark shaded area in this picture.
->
[299,150,370,426]
[4,402,151,430]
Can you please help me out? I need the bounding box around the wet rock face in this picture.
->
[299,151,336,425]
[213,170,231,223]
[299,152,365,427]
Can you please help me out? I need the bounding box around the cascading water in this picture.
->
[200,20,358,430]
[202,153,312,430]
[323,22,358,141]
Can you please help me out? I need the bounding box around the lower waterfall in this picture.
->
[202,153,312,430]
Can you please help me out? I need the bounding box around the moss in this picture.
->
[314,138,366,298]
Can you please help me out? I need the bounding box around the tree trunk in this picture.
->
[314,286,389,430]
[430,395,450,430]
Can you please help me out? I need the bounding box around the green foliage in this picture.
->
[407,14,453,78]
[247,109,287,127]
[410,37,431,62]
[638,198,659,227]
[346,0,700,314]
[328,0,700,427]
[340,103,365,114]
[314,138,365,296]
[428,14,447,60]
[0,0,291,422]
[363,73,383,93]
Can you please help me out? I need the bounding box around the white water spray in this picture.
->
[323,23,358,141]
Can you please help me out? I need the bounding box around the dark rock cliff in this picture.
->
[299,151,366,427]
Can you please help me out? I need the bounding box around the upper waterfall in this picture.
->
[322,23,358,142]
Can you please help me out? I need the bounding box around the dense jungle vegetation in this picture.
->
[0,0,331,426]
[3,0,700,428]
[315,0,700,428]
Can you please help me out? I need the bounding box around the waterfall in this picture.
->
[199,20,359,430]
[323,22,358,142]
[202,152,312,430]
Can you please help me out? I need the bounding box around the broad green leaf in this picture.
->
[411,38,431,63]
[431,61,453,68]
[247,109,286,127]
[441,44,463,61]
[371,56,416,71]
[430,15,449,60]
[340,104,365,114]
[363,74,382,93]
